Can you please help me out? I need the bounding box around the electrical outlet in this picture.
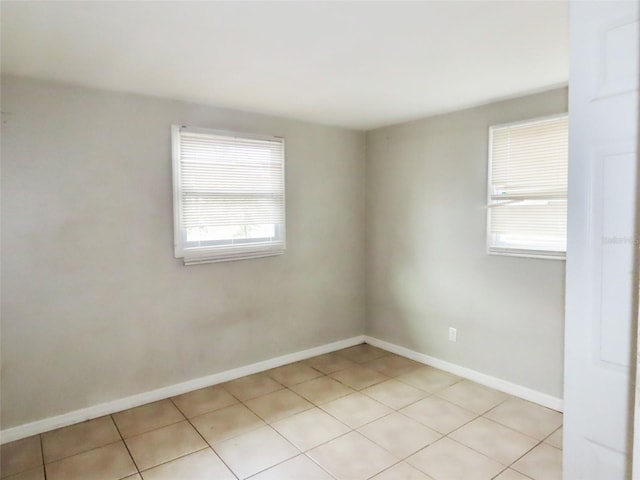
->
[448,327,457,342]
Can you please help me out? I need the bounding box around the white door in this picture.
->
[565,1,639,479]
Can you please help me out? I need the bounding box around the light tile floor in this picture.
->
[0,344,563,480]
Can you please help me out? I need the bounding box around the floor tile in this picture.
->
[171,385,237,418]
[125,420,207,470]
[41,416,121,463]
[329,365,389,390]
[407,437,503,480]
[338,344,389,363]
[358,412,441,458]
[400,396,477,434]
[305,352,358,374]
[140,448,235,480]
[545,426,563,449]
[370,462,434,480]
[112,400,184,438]
[307,431,397,480]
[191,403,265,444]
[361,379,428,410]
[244,389,313,423]
[396,367,461,393]
[9,355,565,480]
[249,454,334,480]
[266,362,323,386]
[3,466,45,480]
[449,417,538,465]
[290,376,355,405]
[321,392,392,428]
[364,354,422,377]
[1,436,42,478]
[493,469,532,480]
[484,398,562,440]
[223,373,283,401]
[272,408,350,451]
[213,425,298,479]
[511,443,562,480]
[436,380,509,414]
[45,442,136,480]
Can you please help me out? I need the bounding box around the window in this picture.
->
[487,114,568,259]
[172,126,285,265]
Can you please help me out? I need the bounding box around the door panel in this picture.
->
[565,2,639,479]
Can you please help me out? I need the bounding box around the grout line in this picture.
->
[109,414,142,476]
[38,434,47,480]
[41,438,123,466]
[132,446,212,477]
[301,452,340,480]
[110,400,189,443]
[168,397,240,480]
[239,425,305,478]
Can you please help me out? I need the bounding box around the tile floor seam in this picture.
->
[403,395,480,436]
[541,425,563,444]
[506,439,545,471]
[363,458,407,480]
[509,440,562,479]
[482,395,517,418]
[295,428,355,454]
[235,449,302,480]
[167,398,240,480]
[39,434,47,480]
[270,407,353,450]
[476,414,542,442]
[391,391,439,411]
[43,442,138,480]
[305,430,394,480]
[493,468,536,480]
[42,438,124,466]
[215,424,300,479]
[109,414,141,476]
[434,387,512,415]
[111,404,188,442]
[215,383,245,405]
[240,388,315,425]
[316,395,390,430]
[392,373,465,395]
[444,416,543,468]
[134,446,210,476]
[299,452,340,480]
[490,466,511,480]
[223,375,287,403]
[442,434,511,468]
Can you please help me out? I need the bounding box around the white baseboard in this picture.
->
[1,333,562,444]
[0,335,365,445]
[364,335,563,412]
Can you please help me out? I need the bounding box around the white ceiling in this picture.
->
[1,1,569,130]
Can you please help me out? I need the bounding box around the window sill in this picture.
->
[487,248,566,261]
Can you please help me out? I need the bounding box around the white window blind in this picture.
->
[487,114,568,259]
[172,126,286,265]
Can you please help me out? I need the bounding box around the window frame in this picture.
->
[486,113,568,261]
[171,125,286,265]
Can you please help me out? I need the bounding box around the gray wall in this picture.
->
[1,76,567,430]
[0,76,366,429]
[366,88,567,398]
